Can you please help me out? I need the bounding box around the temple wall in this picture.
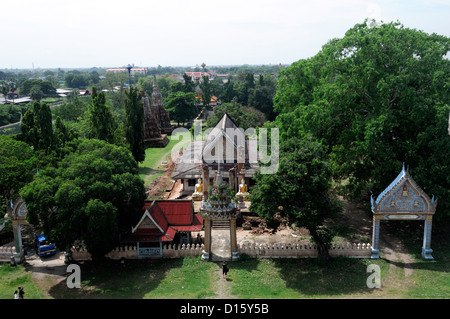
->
[239,242,372,259]
[162,244,204,258]
[0,246,16,261]
[68,242,371,261]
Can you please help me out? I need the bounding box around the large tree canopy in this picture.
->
[19,79,56,96]
[273,20,450,223]
[0,135,37,218]
[20,139,146,260]
[250,136,342,260]
[165,91,198,125]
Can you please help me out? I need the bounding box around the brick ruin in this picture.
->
[141,75,172,147]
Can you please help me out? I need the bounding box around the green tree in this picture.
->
[206,102,266,130]
[54,116,69,148]
[165,91,198,125]
[237,72,255,106]
[219,78,237,103]
[20,79,56,96]
[199,75,212,109]
[29,85,44,101]
[250,136,342,260]
[20,101,54,154]
[0,135,37,219]
[88,87,116,143]
[273,20,450,223]
[20,138,146,261]
[124,86,145,162]
[8,80,17,104]
[64,73,89,89]
[52,93,87,122]
[183,73,196,93]
[1,81,8,103]
[248,74,277,120]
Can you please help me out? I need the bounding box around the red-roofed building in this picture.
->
[185,71,209,82]
[124,200,203,258]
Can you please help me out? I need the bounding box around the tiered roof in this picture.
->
[131,200,203,242]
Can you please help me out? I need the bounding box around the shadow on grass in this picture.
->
[47,258,184,299]
[228,255,375,298]
[273,257,372,297]
[139,167,164,178]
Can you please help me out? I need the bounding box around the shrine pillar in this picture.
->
[202,165,209,203]
[230,218,239,261]
[371,215,381,259]
[202,218,211,260]
[422,215,434,260]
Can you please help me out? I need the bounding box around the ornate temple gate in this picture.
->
[5,198,29,263]
[200,165,240,261]
[370,165,438,260]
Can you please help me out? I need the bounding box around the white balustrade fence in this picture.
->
[0,246,16,261]
[68,242,371,261]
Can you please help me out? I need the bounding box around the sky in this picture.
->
[1,0,449,69]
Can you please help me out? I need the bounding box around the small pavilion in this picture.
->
[172,112,258,200]
[125,199,203,258]
[371,165,438,260]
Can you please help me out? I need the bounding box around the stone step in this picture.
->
[212,220,230,229]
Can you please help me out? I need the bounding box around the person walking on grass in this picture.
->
[222,261,229,280]
[18,287,24,299]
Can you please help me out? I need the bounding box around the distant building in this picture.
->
[106,67,148,76]
[185,72,208,82]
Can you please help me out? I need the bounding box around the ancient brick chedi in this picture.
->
[141,75,172,147]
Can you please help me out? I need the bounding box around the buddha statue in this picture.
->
[402,184,408,197]
[192,178,203,201]
[236,178,249,201]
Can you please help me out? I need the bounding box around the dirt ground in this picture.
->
[145,156,177,199]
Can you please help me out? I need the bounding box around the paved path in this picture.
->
[210,229,232,261]
[211,265,235,299]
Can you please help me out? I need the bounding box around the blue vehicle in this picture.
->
[35,234,57,257]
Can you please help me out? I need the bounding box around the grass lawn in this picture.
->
[41,257,217,299]
[228,256,397,298]
[0,263,45,299]
[138,131,191,186]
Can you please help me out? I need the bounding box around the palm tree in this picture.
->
[8,80,17,104]
[1,81,8,103]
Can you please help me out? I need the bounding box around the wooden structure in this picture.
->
[125,200,203,258]
[172,112,258,198]
[370,165,438,259]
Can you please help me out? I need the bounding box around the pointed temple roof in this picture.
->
[202,112,245,162]
[171,112,259,179]
[130,200,203,242]
[371,164,437,214]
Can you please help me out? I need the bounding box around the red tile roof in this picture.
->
[132,200,203,242]
[156,200,193,225]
